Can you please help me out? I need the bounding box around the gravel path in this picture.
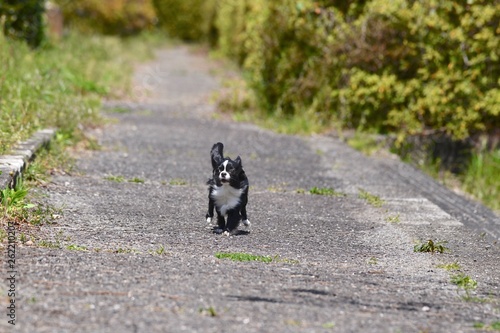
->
[2,46,499,333]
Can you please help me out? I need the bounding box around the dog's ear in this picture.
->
[234,156,242,168]
[210,142,224,169]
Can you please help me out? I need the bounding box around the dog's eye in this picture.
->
[218,165,224,171]
[226,165,233,171]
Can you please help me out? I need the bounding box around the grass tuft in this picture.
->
[358,189,385,207]
[309,187,346,197]
[105,175,125,183]
[215,252,273,263]
[169,178,187,186]
[437,261,461,271]
[450,273,478,300]
[414,239,449,254]
[215,252,298,264]
[128,177,145,184]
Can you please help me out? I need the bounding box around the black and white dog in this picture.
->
[206,142,250,234]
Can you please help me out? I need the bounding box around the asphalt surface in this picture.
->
[2,46,499,333]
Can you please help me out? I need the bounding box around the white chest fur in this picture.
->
[210,185,244,216]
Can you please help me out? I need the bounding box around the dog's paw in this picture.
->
[214,228,224,234]
[223,230,230,237]
[206,217,212,224]
[242,219,251,227]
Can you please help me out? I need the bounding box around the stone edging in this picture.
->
[0,129,56,189]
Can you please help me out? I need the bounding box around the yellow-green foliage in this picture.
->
[213,0,499,143]
[56,0,157,35]
[152,0,216,41]
[0,32,150,154]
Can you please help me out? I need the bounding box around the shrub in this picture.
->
[213,0,499,144]
[0,0,45,47]
[56,0,157,35]
[152,0,216,41]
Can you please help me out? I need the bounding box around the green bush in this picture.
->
[0,0,46,47]
[56,0,157,35]
[212,0,499,144]
[152,0,216,41]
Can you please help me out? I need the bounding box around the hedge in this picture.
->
[159,0,499,144]
[55,0,157,36]
[6,0,497,144]
[0,0,46,47]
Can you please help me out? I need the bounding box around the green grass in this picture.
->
[38,239,61,249]
[450,273,478,300]
[215,252,299,264]
[347,133,385,156]
[358,189,385,207]
[414,239,449,254]
[66,244,88,251]
[473,321,500,330]
[149,245,167,256]
[322,322,335,329]
[309,187,346,197]
[0,31,159,155]
[169,178,187,185]
[0,177,58,225]
[462,150,500,212]
[105,175,147,184]
[199,306,218,317]
[215,252,274,263]
[385,214,400,223]
[105,175,125,183]
[436,261,461,271]
[437,261,461,271]
[114,247,139,254]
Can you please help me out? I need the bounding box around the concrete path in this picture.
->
[2,46,499,333]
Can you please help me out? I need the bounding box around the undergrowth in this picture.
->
[216,78,499,212]
[0,31,160,155]
[0,31,166,228]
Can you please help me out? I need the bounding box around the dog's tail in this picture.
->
[210,142,224,170]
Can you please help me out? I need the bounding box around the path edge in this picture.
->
[0,129,56,189]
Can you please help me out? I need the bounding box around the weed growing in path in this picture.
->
[414,239,449,254]
[38,239,61,249]
[169,178,187,185]
[437,261,461,271]
[451,273,478,300]
[215,252,299,264]
[473,322,500,330]
[128,177,145,184]
[105,175,125,183]
[385,214,400,223]
[149,245,167,256]
[199,306,217,317]
[358,189,385,207]
[66,244,88,251]
[309,187,346,197]
[215,252,273,263]
[0,178,57,225]
[322,322,335,329]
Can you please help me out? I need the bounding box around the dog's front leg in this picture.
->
[206,196,215,223]
[240,191,250,227]
[225,209,241,232]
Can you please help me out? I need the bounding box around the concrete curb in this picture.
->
[0,129,56,189]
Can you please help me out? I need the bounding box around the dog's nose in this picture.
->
[221,172,227,178]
